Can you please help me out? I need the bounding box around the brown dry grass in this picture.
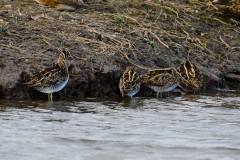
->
[0,0,240,93]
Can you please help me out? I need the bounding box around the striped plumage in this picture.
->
[25,49,71,101]
[140,67,180,98]
[177,61,203,91]
[119,66,141,97]
[213,0,240,16]
[228,0,240,15]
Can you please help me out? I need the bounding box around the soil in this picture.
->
[0,0,240,100]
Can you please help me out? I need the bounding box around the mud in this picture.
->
[0,0,240,100]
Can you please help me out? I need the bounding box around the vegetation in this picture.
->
[0,0,240,99]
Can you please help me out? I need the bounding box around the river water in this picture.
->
[0,92,240,160]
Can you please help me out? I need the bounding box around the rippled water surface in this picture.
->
[1,93,240,160]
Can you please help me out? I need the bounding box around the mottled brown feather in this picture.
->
[140,67,180,97]
[119,66,140,97]
[25,51,68,90]
[177,61,203,91]
[140,68,179,87]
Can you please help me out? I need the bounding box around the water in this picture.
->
[1,93,240,160]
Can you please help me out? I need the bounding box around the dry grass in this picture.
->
[0,0,240,72]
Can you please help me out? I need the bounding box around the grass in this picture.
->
[0,0,240,69]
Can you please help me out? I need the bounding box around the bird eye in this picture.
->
[62,48,71,58]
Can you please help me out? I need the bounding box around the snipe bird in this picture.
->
[177,61,203,91]
[213,0,240,15]
[140,67,180,98]
[25,48,71,101]
[119,66,141,97]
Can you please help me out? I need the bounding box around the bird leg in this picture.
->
[48,93,53,101]
[157,92,163,98]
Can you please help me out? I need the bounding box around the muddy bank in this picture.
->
[0,0,240,100]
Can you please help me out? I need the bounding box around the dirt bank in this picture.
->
[0,0,240,100]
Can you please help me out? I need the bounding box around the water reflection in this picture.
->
[119,97,144,108]
[0,93,240,160]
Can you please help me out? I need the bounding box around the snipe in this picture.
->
[140,67,180,98]
[25,48,72,101]
[213,0,240,16]
[119,66,141,97]
[177,61,203,91]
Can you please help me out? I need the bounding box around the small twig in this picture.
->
[123,52,152,70]
[212,18,228,26]
[41,37,58,50]
[219,36,231,48]
[0,44,24,52]
[148,31,169,48]
[153,11,162,24]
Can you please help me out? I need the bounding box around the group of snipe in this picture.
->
[23,0,240,101]
[23,49,203,101]
[119,61,203,98]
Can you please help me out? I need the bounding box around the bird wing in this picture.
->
[25,66,66,88]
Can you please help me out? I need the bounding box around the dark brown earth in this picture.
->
[0,0,240,100]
